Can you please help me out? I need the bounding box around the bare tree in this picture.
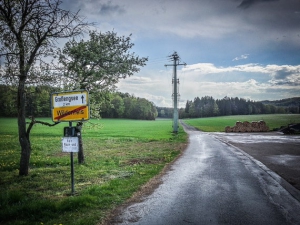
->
[0,0,89,175]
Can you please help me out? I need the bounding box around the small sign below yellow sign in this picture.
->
[51,90,89,122]
[62,137,79,152]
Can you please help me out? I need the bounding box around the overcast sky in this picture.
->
[63,0,300,107]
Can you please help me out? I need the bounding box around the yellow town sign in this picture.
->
[51,90,89,122]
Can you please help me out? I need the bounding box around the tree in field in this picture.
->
[111,95,125,118]
[185,100,190,114]
[0,0,88,175]
[0,85,17,116]
[58,30,148,163]
[58,30,148,92]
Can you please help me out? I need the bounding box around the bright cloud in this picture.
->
[118,63,300,107]
[183,63,300,84]
[232,54,249,61]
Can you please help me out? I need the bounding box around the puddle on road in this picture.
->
[267,155,300,167]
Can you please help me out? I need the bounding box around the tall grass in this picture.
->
[0,118,187,225]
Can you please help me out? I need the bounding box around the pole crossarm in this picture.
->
[164,63,187,67]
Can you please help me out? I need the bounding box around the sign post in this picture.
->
[61,121,79,195]
[52,90,89,195]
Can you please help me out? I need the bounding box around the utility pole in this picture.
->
[165,52,186,133]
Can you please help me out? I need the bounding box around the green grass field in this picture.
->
[182,114,300,132]
[1,114,299,224]
[0,118,187,225]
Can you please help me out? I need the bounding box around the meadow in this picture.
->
[0,118,187,225]
[1,114,299,225]
[182,114,300,132]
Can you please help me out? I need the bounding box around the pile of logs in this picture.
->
[225,121,269,133]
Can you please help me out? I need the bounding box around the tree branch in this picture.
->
[26,116,60,138]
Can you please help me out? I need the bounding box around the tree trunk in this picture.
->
[18,77,31,176]
[78,134,84,163]
[76,122,84,164]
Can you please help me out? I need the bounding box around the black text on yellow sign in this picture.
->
[51,90,90,122]
[52,105,89,122]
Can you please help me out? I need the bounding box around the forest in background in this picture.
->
[157,96,300,119]
[1,85,299,120]
[0,85,157,120]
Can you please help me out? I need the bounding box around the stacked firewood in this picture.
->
[225,121,269,132]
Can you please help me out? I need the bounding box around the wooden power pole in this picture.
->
[165,52,186,133]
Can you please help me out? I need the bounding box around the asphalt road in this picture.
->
[113,123,300,225]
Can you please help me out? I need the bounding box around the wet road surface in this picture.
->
[212,131,300,144]
[114,124,300,225]
[212,131,300,192]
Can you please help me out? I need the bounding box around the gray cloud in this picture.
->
[61,0,125,17]
[99,1,125,16]
[272,68,293,80]
[238,0,279,9]
[269,67,300,86]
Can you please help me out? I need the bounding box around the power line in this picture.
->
[146,56,170,66]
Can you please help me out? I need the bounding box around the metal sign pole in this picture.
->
[53,90,90,196]
[69,121,75,195]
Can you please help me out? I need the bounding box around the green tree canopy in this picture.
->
[58,30,148,93]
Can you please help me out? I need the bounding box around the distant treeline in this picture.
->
[261,97,300,109]
[0,85,60,118]
[0,85,157,120]
[157,96,300,119]
[1,85,298,120]
[99,92,158,120]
